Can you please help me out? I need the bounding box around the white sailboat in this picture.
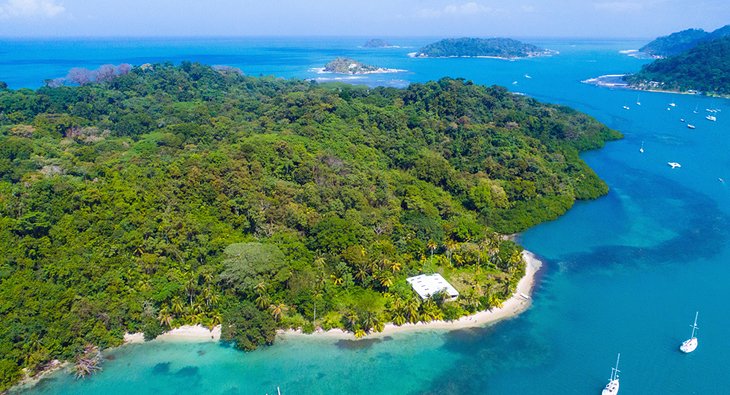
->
[693,104,699,114]
[636,94,641,106]
[639,141,644,153]
[680,311,699,353]
[602,353,621,395]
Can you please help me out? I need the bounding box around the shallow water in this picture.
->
[6,37,730,394]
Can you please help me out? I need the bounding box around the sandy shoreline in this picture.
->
[121,250,544,344]
[280,249,543,340]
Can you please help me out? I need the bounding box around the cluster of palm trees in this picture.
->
[156,270,222,330]
[387,295,444,326]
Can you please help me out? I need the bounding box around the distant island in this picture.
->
[410,38,555,59]
[639,24,730,57]
[320,57,403,74]
[363,39,395,48]
[625,36,730,96]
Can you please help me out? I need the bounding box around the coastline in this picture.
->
[121,250,543,343]
[582,74,729,98]
[280,249,543,340]
[15,250,543,392]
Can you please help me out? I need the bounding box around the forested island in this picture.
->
[363,39,394,48]
[639,24,730,57]
[411,38,553,59]
[321,57,401,74]
[625,36,730,96]
[0,63,619,391]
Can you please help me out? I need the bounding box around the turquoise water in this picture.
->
[7,37,730,394]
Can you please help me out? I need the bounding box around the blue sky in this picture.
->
[0,0,727,38]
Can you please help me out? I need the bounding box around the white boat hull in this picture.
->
[602,379,620,395]
[680,337,698,353]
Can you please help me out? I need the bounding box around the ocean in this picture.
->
[5,37,730,394]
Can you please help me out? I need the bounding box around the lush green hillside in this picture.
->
[413,38,551,58]
[640,25,730,57]
[0,63,619,390]
[627,36,730,95]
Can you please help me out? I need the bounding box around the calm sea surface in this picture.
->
[5,37,730,394]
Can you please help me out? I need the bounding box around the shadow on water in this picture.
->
[151,362,171,375]
[335,336,393,350]
[174,366,200,377]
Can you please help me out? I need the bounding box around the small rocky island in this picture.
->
[411,37,555,59]
[363,39,394,48]
[322,57,402,74]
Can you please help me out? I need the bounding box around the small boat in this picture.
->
[680,311,699,353]
[667,107,671,111]
[693,104,699,114]
[623,105,630,110]
[512,81,518,85]
[706,115,717,121]
[680,118,685,122]
[636,94,641,106]
[639,141,644,153]
[687,124,696,129]
[669,102,676,107]
[524,74,532,79]
[668,162,681,169]
[602,353,621,395]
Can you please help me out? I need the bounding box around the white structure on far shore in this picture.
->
[406,274,459,301]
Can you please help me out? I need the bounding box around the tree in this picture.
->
[221,302,277,351]
[220,242,290,293]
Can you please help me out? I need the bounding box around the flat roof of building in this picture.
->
[406,273,459,300]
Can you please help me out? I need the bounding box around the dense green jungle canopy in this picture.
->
[0,62,620,390]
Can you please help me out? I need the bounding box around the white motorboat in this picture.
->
[687,124,696,129]
[680,311,699,353]
[623,105,630,110]
[601,353,621,395]
[706,115,717,121]
[668,162,681,169]
[669,102,676,107]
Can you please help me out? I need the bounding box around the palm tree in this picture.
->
[406,298,421,323]
[255,293,271,310]
[444,239,458,267]
[171,297,184,316]
[345,311,359,331]
[389,260,402,273]
[269,303,286,321]
[427,240,438,259]
[378,271,394,289]
[354,263,369,284]
[331,274,344,286]
[184,272,197,306]
[158,308,173,327]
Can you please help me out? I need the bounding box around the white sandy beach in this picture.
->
[124,324,220,344]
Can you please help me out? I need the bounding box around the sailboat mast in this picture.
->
[690,311,699,338]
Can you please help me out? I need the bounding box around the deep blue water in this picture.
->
[6,37,730,394]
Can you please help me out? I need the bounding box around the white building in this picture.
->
[406,273,459,301]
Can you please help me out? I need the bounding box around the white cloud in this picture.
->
[0,0,65,19]
[594,1,643,12]
[418,2,492,18]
